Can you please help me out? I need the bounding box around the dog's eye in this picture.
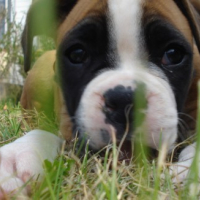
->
[161,47,184,66]
[66,45,88,64]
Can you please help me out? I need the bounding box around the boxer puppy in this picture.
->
[1,0,200,195]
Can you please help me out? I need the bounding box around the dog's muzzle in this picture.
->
[73,69,178,158]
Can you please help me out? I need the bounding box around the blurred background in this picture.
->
[0,0,54,103]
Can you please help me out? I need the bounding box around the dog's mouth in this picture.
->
[75,136,135,163]
[117,140,132,162]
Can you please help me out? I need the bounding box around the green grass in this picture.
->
[0,100,200,199]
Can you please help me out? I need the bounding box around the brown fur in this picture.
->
[20,51,72,140]
[57,0,107,45]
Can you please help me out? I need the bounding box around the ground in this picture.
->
[0,100,199,199]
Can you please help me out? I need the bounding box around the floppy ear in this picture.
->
[174,0,200,53]
[22,0,78,73]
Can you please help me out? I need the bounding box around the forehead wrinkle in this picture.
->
[108,0,144,69]
[143,0,193,44]
[57,0,107,45]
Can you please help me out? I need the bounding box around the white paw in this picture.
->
[166,143,199,184]
[0,130,63,197]
[168,158,193,184]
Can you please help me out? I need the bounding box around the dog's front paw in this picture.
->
[168,159,193,184]
[167,143,198,184]
[0,174,28,199]
[0,130,63,197]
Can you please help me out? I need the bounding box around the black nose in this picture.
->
[103,85,134,111]
[103,85,134,136]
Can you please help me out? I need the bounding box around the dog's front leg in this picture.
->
[0,130,63,197]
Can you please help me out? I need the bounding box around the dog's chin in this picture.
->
[74,121,177,161]
[74,130,168,163]
[74,131,133,162]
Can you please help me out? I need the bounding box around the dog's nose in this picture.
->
[103,85,134,126]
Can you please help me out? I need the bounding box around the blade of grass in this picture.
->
[111,127,117,200]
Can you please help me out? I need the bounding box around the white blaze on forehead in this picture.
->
[108,0,144,68]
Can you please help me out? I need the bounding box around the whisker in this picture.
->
[178,112,196,123]
[178,118,190,131]
[177,118,190,141]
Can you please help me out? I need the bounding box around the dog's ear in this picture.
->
[174,0,200,53]
[22,0,78,73]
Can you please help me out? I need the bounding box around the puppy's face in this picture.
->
[57,0,194,152]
